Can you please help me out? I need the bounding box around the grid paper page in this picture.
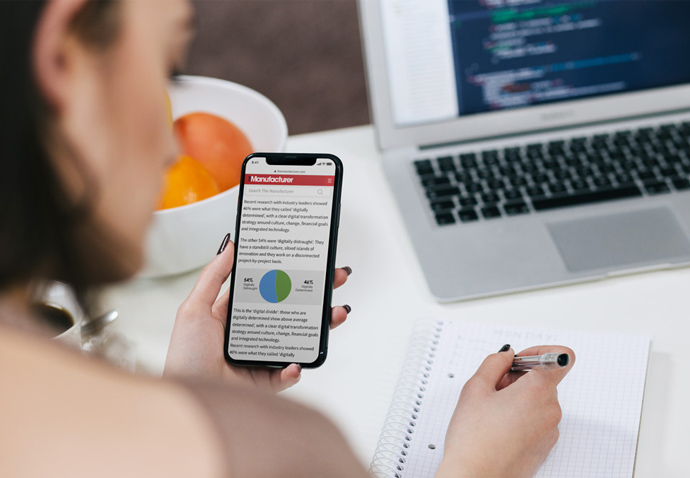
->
[396,321,650,478]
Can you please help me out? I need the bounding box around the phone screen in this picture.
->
[226,156,339,365]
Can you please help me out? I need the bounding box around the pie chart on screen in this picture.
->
[259,270,292,303]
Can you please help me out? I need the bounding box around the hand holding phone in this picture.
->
[224,153,343,368]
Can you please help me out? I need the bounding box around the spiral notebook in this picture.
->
[370,320,651,478]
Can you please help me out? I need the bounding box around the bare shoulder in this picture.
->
[0,328,224,478]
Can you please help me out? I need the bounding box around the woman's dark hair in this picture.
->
[0,1,120,310]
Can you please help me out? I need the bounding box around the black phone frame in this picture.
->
[223,152,343,369]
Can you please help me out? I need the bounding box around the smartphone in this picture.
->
[224,153,343,368]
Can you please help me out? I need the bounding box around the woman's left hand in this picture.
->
[163,239,352,393]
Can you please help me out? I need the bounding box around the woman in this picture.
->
[0,1,574,477]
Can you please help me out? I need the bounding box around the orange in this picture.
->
[174,112,253,191]
[157,155,221,210]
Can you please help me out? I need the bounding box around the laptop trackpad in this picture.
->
[547,207,690,273]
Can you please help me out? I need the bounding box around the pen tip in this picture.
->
[557,353,570,367]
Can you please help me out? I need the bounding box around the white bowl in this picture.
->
[139,76,288,278]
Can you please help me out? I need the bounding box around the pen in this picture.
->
[511,353,570,372]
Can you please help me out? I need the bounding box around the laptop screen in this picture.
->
[381,0,690,127]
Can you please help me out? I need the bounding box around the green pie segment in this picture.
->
[259,270,292,303]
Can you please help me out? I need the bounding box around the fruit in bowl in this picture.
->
[157,154,220,210]
[174,112,253,192]
[157,110,253,210]
[139,76,287,278]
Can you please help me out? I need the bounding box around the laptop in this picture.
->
[358,0,690,302]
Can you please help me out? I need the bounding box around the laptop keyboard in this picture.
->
[415,122,690,226]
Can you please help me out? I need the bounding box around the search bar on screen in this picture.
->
[244,186,327,197]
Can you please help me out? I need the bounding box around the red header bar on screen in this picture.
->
[245,174,335,186]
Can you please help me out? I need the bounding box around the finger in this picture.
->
[469,346,514,391]
[333,267,351,290]
[272,364,301,392]
[516,345,576,387]
[329,305,350,330]
[496,370,526,391]
[185,239,235,310]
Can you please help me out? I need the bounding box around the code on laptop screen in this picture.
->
[448,0,690,116]
[380,0,690,126]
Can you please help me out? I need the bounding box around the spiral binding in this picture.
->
[369,320,444,478]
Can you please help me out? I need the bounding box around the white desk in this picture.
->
[104,125,688,477]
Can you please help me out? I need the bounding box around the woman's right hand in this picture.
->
[435,345,575,478]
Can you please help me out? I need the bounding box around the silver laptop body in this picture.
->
[359,0,690,301]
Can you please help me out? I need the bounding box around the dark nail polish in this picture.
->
[498,344,511,353]
[343,304,352,314]
[217,233,230,255]
[342,266,353,276]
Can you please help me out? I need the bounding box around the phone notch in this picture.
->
[265,155,317,166]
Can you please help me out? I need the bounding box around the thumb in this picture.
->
[469,345,514,392]
[185,235,235,310]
